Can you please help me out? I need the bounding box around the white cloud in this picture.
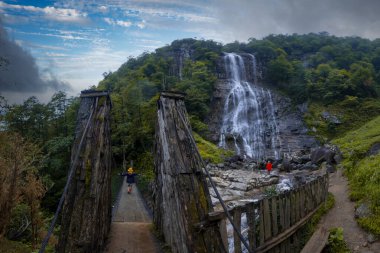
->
[137,20,146,29]
[46,52,67,57]
[116,20,132,27]
[0,1,88,23]
[99,5,108,12]
[104,18,132,27]
[15,30,90,41]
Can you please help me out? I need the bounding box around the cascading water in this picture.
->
[219,53,281,160]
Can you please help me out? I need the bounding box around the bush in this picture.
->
[323,227,350,253]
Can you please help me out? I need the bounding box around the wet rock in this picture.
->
[355,203,372,219]
[281,159,293,172]
[300,162,318,171]
[225,155,244,163]
[326,164,336,173]
[368,143,380,156]
[367,233,377,244]
[230,182,249,191]
[321,111,342,124]
[309,145,340,166]
[217,163,225,169]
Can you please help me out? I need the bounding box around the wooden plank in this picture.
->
[80,91,109,98]
[301,186,306,218]
[259,200,265,246]
[295,189,300,222]
[263,198,272,240]
[307,184,312,213]
[290,192,296,226]
[160,91,186,99]
[219,219,228,252]
[279,197,285,233]
[300,226,329,253]
[284,193,290,229]
[271,197,278,236]
[246,202,256,251]
[233,208,242,253]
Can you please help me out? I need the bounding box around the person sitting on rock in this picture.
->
[121,167,138,194]
[266,160,273,175]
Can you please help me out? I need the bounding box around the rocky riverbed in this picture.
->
[206,144,341,209]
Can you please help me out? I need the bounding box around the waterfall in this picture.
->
[219,53,281,160]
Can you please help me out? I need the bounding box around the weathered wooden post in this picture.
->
[57,90,112,253]
[153,91,226,253]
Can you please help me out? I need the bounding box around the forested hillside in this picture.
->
[1,33,380,250]
[97,33,380,170]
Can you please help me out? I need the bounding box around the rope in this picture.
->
[39,98,98,253]
[175,105,253,253]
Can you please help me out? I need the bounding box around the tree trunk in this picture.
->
[153,91,226,253]
[57,91,112,253]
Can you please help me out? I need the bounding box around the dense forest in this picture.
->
[1,32,380,251]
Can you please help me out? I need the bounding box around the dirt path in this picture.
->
[105,180,161,253]
[317,168,380,253]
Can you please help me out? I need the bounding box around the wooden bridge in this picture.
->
[41,90,329,253]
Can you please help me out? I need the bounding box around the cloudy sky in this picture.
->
[1,0,380,103]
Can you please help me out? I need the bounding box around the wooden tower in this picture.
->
[57,90,112,253]
[153,91,226,253]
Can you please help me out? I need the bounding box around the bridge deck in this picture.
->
[105,180,160,253]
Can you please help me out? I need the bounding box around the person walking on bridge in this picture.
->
[121,167,138,194]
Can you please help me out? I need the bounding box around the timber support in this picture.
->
[57,90,112,253]
[153,91,226,253]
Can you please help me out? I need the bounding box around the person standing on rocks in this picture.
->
[121,167,138,194]
[266,160,272,175]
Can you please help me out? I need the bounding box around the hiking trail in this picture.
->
[315,168,380,253]
[105,180,161,253]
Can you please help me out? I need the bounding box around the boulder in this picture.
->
[321,111,342,124]
[355,202,372,219]
[281,159,293,172]
[367,233,377,244]
[300,162,318,171]
[368,143,380,156]
[311,146,335,164]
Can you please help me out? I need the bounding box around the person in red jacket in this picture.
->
[266,160,272,175]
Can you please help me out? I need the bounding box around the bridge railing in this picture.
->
[207,172,329,253]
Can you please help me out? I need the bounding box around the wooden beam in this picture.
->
[80,91,109,98]
[300,226,329,253]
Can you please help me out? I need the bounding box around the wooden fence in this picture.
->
[207,172,329,253]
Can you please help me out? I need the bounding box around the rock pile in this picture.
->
[206,144,341,207]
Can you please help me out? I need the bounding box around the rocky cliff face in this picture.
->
[207,53,318,161]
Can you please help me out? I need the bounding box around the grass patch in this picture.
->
[304,98,380,141]
[0,238,30,253]
[332,115,380,236]
[193,132,233,164]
